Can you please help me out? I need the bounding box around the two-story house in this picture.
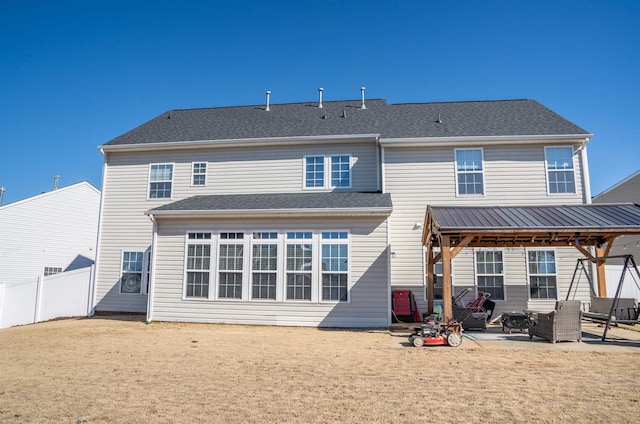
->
[93,96,596,327]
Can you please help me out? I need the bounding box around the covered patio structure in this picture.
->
[421,203,640,321]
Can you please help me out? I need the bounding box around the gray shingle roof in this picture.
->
[104,99,590,146]
[147,192,392,217]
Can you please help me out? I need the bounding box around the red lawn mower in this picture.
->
[408,314,463,347]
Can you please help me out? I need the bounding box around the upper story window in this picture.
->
[192,162,207,186]
[305,156,325,188]
[455,149,484,195]
[149,163,173,199]
[304,155,351,189]
[330,155,351,188]
[545,147,575,194]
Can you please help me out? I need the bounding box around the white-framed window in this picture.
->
[527,249,557,299]
[545,146,576,194]
[120,251,145,294]
[185,232,212,298]
[43,266,63,277]
[251,232,278,300]
[305,156,325,188]
[181,230,351,303]
[148,163,174,199]
[475,249,504,300]
[330,155,351,188]
[455,148,484,195]
[286,232,313,301]
[321,231,349,301]
[304,155,351,189]
[218,232,245,299]
[192,162,207,186]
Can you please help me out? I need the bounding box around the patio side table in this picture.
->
[501,312,529,334]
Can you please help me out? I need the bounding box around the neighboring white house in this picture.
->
[93,96,599,327]
[0,181,101,284]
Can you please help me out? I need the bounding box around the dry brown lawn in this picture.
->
[0,315,639,423]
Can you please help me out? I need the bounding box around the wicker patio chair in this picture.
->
[528,300,582,343]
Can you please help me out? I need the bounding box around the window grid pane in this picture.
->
[476,251,504,300]
[330,155,350,187]
[456,149,484,195]
[286,243,312,300]
[528,250,557,299]
[305,156,324,188]
[149,164,173,198]
[186,243,211,298]
[192,162,207,186]
[251,244,277,300]
[546,147,575,193]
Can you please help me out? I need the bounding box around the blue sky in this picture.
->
[1,0,638,204]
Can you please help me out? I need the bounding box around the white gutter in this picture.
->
[146,214,158,323]
[580,139,593,204]
[100,134,381,153]
[90,150,108,316]
[145,207,393,219]
[380,134,594,148]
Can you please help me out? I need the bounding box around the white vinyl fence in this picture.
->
[0,265,94,329]
[605,264,640,300]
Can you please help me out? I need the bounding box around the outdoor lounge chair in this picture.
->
[528,300,582,343]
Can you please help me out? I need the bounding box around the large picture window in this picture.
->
[186,232,211,298]
[321,232,349,301]
[182,230,350,303]
[545,147,575,194]
[455,149,484,195]
[149,163,173,199]
[251,232,278,300]
[528,250,557,299]
[218,233,245,299]
[286,232,313,301]
[475,250,504,300]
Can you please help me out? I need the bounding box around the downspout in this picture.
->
[146,213,158,323]
[90,148,108,316]
[381,144,392,325]
[580,139,592,204]
[375,136,381,192]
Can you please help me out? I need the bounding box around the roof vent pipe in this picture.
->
[0,186,5,206]
[318,87,323,108]
[360,86,366,109]
[265,90,271,111]
[53,175,60,190]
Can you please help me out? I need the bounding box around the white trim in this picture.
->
[381,146,387,193]
[100,134,380,152]
[380,134,593,148]
[580,145,592,204]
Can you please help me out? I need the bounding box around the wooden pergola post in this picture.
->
[441,235,452,321]
[426,249,435,315]
[595,245,608,297]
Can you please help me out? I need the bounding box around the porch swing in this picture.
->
[566,254,640,341]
